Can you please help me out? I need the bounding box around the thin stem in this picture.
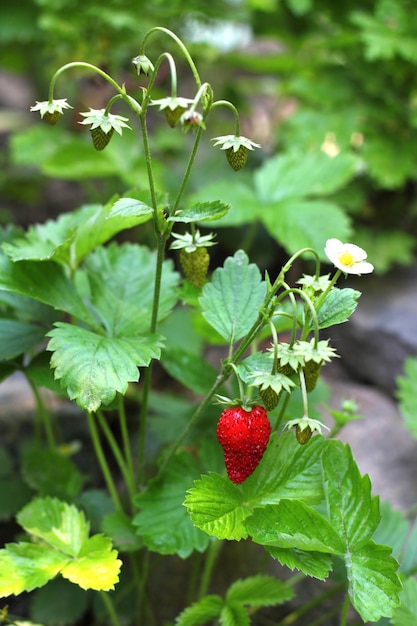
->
[315,269,342,311]
[99,591,122,626]
[211,99,241,135]
[339,592,350,626]
[95,410,136,502]
[273,390,291,432]
[118,393,134,481]
[198,539,222,599]
[142,27,202,87]
[276,582,345,626]
[299,368,310,418]
[27,377,56,448]
[86,412,122,512]
[172,125,205,214]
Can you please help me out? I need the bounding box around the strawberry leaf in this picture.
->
[220,602,249,626]
[175,595,224,626]
[0,543,67,596]
[48,323,163,411]
[200,250,266,344]
[31,578,90,626]
[0,319,47,360]
[22,448,84,501]
[61,534,121,591]
[266,546,333,580]
[316,287,361,329]
[226,575,293,607]
[170,200,231,223]
[133,451,210,557]
[391,577,417,625]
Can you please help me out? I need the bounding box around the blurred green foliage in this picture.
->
[1,0,417,272]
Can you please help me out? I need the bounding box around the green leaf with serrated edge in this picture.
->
[373,502,408,563]
[199,250,266,344]
[188,180,260,227]
[220,602,249,626]
[0,543,67,596]
[170,201,231,223]
[107,197,153,219]
[17,497,90,557]
[134,451,210,557]
[242,432,324,505]
[0,319,47,360]
[61,534,121,591]
[245,501,344,553]
[348,542,401,622]
[322,440,380,550]
[31,578,90,626]
[254,151,357,204]
[226,575,293,607]
[82,243,179,334]
[175,595,224,626]
[266,545,333,580]
[0,253,92,324]
[397,356,417,439]
[236,352,272,383]
[161,348,217,395]
[47,323,163,411]
[22,449,84,501]
[102,511,143,552]
[391,577,417,625]
[261,199,351,259]
[184,473,250,541]
[0,477,32,521]
[316,288,361,329]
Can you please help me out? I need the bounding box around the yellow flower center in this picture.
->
[338,251,354,266]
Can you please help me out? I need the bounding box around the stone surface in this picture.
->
[326,264,417,395]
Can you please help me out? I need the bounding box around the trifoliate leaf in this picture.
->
[200,250,266,344]
[226,575,293,607]
[22,449,83,502]
[316,287,361,329]
[133,451,210,557]
[47,323,163,411]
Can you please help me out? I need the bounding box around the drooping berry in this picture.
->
[90,126,114,151]
[216,405,271,484]
[43,111,62,125]
[179,247,210,288]
[225,145,248,171]
[295,424,312,445]
[303,360,322,392]
[259,386,280,411]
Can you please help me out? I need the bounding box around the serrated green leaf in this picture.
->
[220,602,249,626]
[184,472,250,541]
[0,253,92,324]
[101,511,142,552]
[170,201,231,223]
[0,319,48,360]
[391,577,417,626]
[107,197,153,219]
[199,250,266,344]
[245,501,344,553]
[322,441,380,550]
[316,288,361,329]
[161,348,218,395]
[261,199,351,258]
[373,502,408,562]
[17,497,90,556]
[226,575,293,607]
[397,357,417,439]
[175,595,224,626]
[60,534,121,591]
[0,543,67,596]
[242,432,325,505]
[22,449,84,501]
[188,180,260,227]
[48,323,163,411]
[254,151,357,203]
[31,578,90,626]
[82,243,179,334]
[266,545,333,580]
[348,542,401,621]
[134,451,210,557]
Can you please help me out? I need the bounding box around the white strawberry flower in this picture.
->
[324,238,374,275]
[30,98,73,124]
[79,108,131,134]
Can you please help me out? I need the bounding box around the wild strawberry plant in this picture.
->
[0,27,406,626]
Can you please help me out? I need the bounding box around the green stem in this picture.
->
[211,99,241,135]
[339,592,350,626]
[315,268,342,311]
[118,393,134,483]
[273,390,291,432]
[198,539,222,599]
[27,377,56,448]
[172,124,205,214]
[276,582,345,626]
[95,410,136,502]
[99,591,122,626]
[86,412,122,512]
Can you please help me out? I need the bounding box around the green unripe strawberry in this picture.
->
[303,360,322,392]
[90,126,114,151]
[43,111,62,126]
[277,363,296,377]
[259,386,280,411]
[164,106,187,128]
[296,424,312,445]
[179,247,210,288]
[226,145,248,171]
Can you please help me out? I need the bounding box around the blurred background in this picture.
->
[1,0,417,274]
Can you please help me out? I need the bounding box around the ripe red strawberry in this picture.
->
[216,405,271,484]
